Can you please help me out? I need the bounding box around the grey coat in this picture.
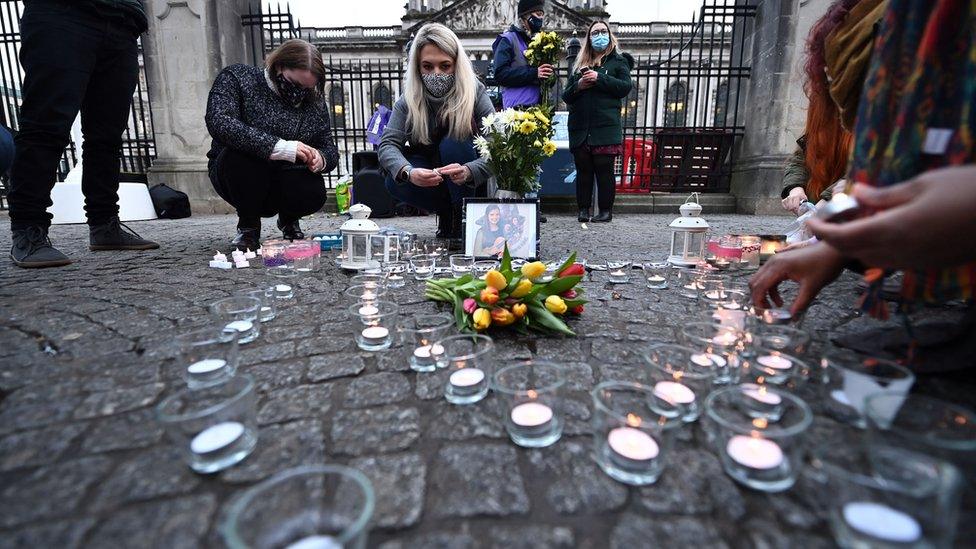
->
[378,82,494,186]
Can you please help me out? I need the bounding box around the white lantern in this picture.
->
[667,193,708,267]
[340,204,380,270]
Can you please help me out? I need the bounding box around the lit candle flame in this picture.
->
[626,413,642,427]
[527,389,538,399]
[752,418,768,429]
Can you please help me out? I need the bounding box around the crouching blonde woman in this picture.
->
[379,23,495,239]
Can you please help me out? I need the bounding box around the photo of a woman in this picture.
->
[473,205,506,257]
[465,201,538,258]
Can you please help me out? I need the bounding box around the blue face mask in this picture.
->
[591,34,610,52]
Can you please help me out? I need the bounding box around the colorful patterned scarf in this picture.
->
[848,0,976,317]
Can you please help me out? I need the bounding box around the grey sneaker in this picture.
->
[10,226,72,268]
[89,217,159,251]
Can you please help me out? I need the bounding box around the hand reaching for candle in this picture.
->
[436,163,471,185]
[804,165,976,270]
[749,243,846,315]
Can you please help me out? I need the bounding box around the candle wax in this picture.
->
[225,320,253,333]
[647,275,666,283]
[413,344,444,359]
[712,333,738,346]
[741,383,782,405]
[358,305,379,316]
[284,535,343,549]
[757,355,792,370]
[388,274,403,280]
[187,358,226,375]
[607,427,659,461]
[275,284,292,292]
[726,435,784,470]
[361,326,389,341]
[653,381,696,405]
[191,421,244,454]
[842,502,921,543]
[510,402,554,427]
[449,368,485,387]
[609,270,626,277]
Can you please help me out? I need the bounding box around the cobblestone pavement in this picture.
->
[0,211,973,548]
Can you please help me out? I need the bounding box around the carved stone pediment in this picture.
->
[412,0,593,34]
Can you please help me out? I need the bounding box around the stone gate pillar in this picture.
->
[142,0,255,213]
[729,0,832,214]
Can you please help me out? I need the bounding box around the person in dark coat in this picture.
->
[7,0,158,268]
[491,0,552,110]
[562,20,633,223]
[205,39,339,251]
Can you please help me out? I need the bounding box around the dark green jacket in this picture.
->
[561,51,634,148]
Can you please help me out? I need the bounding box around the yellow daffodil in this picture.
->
[545,295,568,315]
[521,261,546,280]
[510,278,533,298]
[512,303,528,318]
[542,140,557,156]
[473,308,492,330]
[519,120,538,135]
[485,270,507,291]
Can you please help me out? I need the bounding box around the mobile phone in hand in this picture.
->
[580,66,591,74]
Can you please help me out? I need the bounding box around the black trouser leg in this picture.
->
[275,168,327,223]
[7,3,100,230]
[80,24,139,226]
[213,149,276,228]
[573,148,595,211]
[592,154,617,212]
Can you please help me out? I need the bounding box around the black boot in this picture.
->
[577,209,590,223]
[89,217,160,251]
[277,217,304,240]
[435,209,453,238]
[233,227,261,252]
[591,210,612,223]
[10,226,72,268]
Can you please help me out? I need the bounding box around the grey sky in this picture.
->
[267,0,703,27]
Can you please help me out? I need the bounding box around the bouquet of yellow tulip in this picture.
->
[424,245,586,336]
[524,30,565,108]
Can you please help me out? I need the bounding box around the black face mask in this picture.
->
[527,15,544,34]
[275,72,312,106]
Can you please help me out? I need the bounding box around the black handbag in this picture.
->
[148,183,191,219]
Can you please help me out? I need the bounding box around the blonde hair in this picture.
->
[573,21,619,73]
[403,23,478,145]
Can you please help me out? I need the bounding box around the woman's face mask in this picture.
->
[590,31,610,52]
[421,73,456,98]
[275,72,313,105]
[527,14,544,34]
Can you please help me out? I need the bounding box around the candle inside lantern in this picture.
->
[284,535,343,549]
[726,435,784,470]
[510,402,554,428]
[842,502,922,544]
[757,354,792,371]
[191,421,245,455]
[607,426,659,462]
[187,358,226,375]
[653,380,696,405]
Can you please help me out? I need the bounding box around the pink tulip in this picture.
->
[463,298,477,314]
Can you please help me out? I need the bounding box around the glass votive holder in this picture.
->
[284,240,320,272]
[809,442,962,549]
[221,464,375,549]
[260,239,290,268]
[680,321,740,384]
[821,352,915,429]
[590,381,682,486]
[156,374,258,474]
[410,254,436,281]
[607,261,631,284]
[211,296,262,345]
[350,300,398,352]
[865,394,976,477]
[449,254,475,277]
[243,287,277,324]
[757,324,810,355]
[750,304,795,325]
[474,259,499,279]
[267,265,298,300]
[738,235,761,270]
[492,360,567,448]
[644,344,717,423]
[382,261,408,288]
[343,284,388,305]
[351,274,387,291]
[176,327,239,389]
[433,334,494,405]
[704,385,812,492]
[643,262,669,289]
[740,347,811,387]
[397,314,454,373]
[674,268,703,299]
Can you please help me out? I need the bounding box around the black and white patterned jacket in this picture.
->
[205,64,339,174]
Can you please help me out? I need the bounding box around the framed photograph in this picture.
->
[463,198,540,260]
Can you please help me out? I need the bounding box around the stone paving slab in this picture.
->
[0,211,974,548]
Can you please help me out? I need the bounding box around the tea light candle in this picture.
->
[842,502,921,543]
[647,275,666,283]
[757,354,792,371]
[607,427,659,461]
[225,320,253,333]
[213,251,227,262]
[358,304,379,316]
[388,274,403,281]
[609,270,626,277]
[704,290,727,300]
[285,535,343,549]
[691,353,727,368]
[726,435,784,470]
[653,381,696,405]
[761,308,792,324]
[510,402,554,428]
[187,358,226,375]
[361,326,389,345]
[741,383,783,405]
[712,332,738,346]
[415,267,432,275]
[191,421,244,455]
[449,367,485,388]
[275,284,292,293]
[412,343,444,369]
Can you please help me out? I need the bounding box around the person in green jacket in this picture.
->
[562,20,633,223]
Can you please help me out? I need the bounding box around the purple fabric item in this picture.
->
[366,105,392,146]
[500,31,540,109]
